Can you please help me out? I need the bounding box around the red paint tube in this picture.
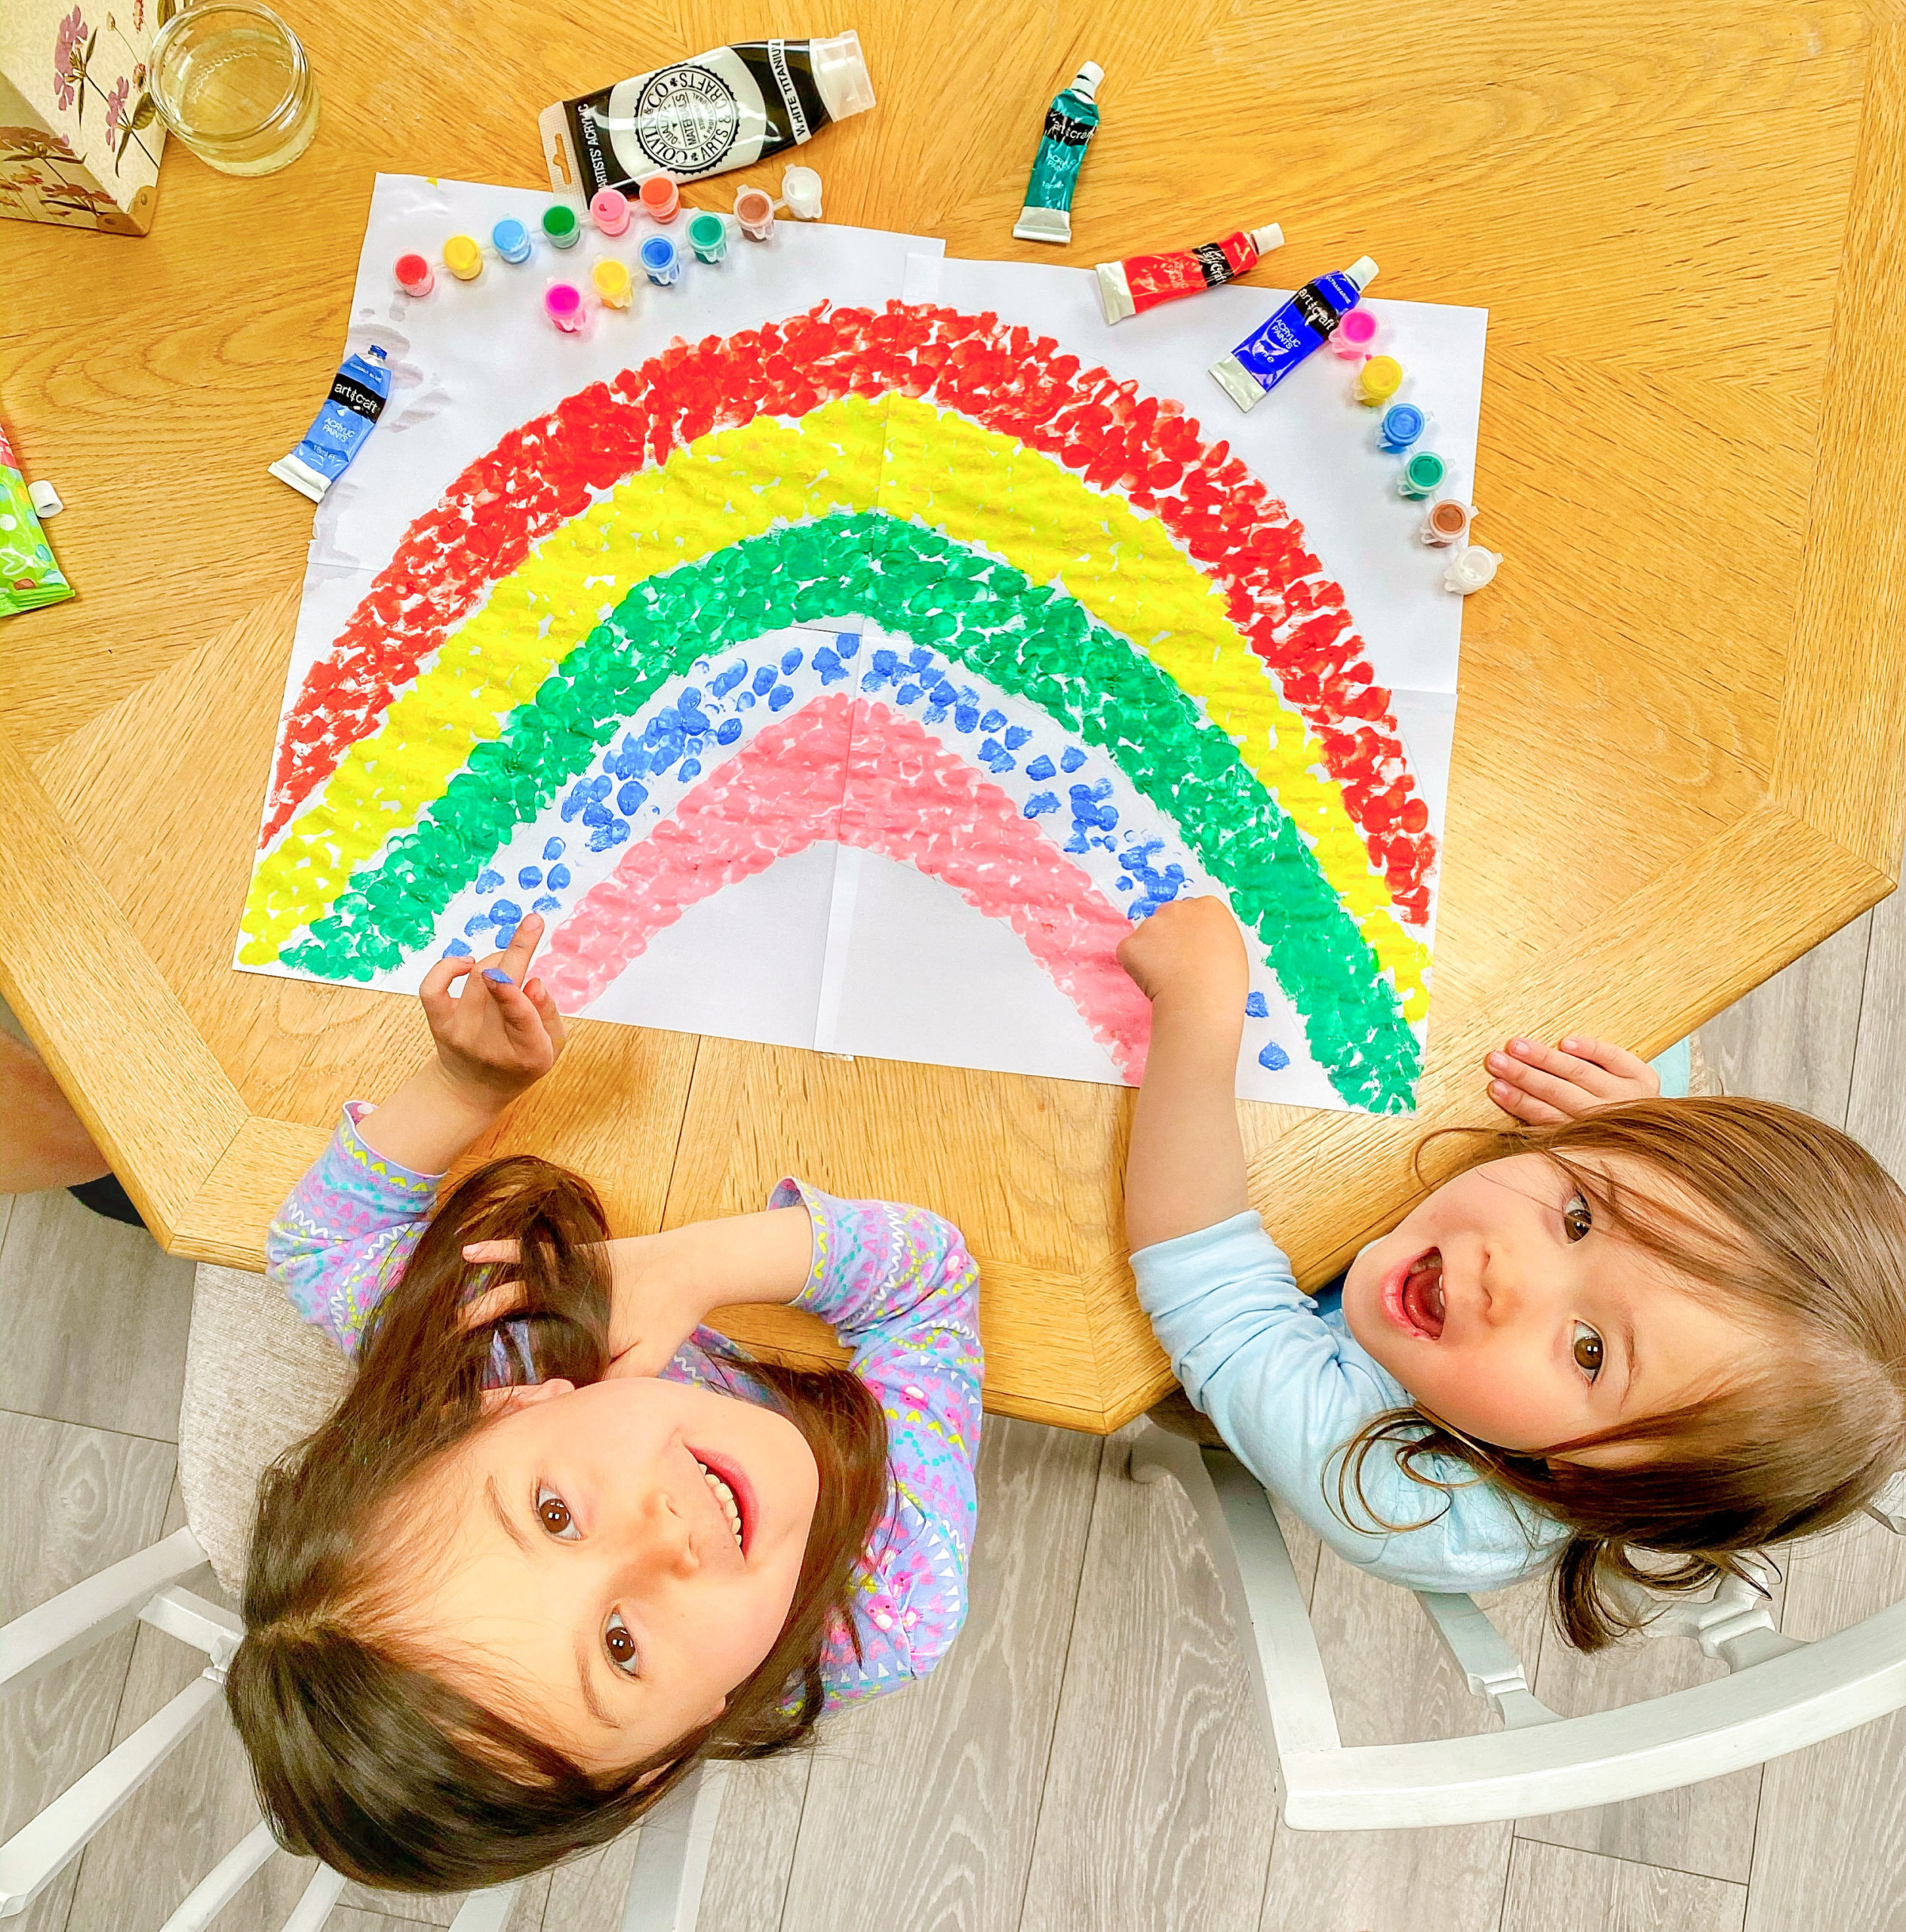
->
[1096,223,1283,324]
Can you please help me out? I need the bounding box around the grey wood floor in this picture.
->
[5,896,1906,1932]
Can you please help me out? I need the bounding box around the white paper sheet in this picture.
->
[238,175,1486,1115]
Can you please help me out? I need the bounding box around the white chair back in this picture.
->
[1132,1424,1906,1828]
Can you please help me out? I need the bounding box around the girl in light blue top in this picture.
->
[1118,899,1906,1649]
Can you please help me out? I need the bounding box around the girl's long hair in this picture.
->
[225,1157,889,1890]
[1336,1098,1906,1651]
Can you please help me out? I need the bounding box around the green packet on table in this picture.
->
[0,422,73,618]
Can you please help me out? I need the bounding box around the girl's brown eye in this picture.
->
[1572,1322,1604,1379]
[536,1488,575,1537]
[1563,1193,1593,1242]
[605,1611,640,1675]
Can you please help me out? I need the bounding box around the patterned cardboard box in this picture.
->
[1,0,168,233]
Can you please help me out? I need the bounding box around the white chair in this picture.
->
[0,1264,730,1930]
[1130,1421,1906,1829]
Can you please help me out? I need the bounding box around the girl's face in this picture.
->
[392,1375,819,1774]
[1342,1153,1768,1461]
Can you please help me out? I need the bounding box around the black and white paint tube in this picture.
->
[540,34,877,197]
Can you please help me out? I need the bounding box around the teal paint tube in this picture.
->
[1013,63,1102,245]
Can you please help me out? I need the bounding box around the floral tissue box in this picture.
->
[1,0,168,233]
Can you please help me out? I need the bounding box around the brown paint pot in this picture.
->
[1421,498,1471,547]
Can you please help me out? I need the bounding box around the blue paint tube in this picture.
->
[1208,257,1379,411]
[1013,63,1102,244]
[269,344,392,502]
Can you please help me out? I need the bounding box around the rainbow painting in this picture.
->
[238,183,1484,1113]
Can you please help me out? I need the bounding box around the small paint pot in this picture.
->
[591,187,632,235]
[542,203,581,249]
[492,217,532,263]
[639,235,681,285]
[782,164,823,220]
[1420,498,1472,547]
[1443,545,1501,594]
[1397,450,1448,499]
[544,281,585,333]
[1357,355,1404,405]
[592,257,633,309]
[395,252,434,296]
[1332,308,1379,359]
[1377,402,1426,453]
[687,211,727,264]
[638,174,681,223]
[443,233,484,281]
[734,186,775,240]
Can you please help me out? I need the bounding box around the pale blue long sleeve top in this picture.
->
[1134,1214,1571,1594]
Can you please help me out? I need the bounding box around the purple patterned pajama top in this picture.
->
[267,1101,984,1709]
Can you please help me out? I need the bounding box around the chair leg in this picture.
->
[278,1863,347,1932]
[156,1816,278,1932]
[618,1759,731,1932]
[447,1879,527,1931]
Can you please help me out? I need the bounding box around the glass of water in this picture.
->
[146,2,320,176]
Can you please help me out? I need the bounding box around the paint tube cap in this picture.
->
[1071,62,1105,100]
[811,31,877,119]
[1347,255,1379,290]
[1249,223,1283,257]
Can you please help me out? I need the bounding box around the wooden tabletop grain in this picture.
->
[2,0,1902,1432]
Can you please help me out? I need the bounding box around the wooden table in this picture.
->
[3,1,1902,1432]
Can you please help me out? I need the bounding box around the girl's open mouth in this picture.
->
[1386,1248,1447,1340]
[689,1444,755,1558]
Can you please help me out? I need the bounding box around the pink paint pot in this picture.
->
[544,281,585,334]
[1331,306,1379,359]
[734,186,775,241]
[638,174,681,223]
[590,187,632,235]
[395,252,433,296]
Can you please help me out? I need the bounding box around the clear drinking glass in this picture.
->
[146,2,319,176]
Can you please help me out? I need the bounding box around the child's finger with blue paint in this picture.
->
[485,965,562,1065]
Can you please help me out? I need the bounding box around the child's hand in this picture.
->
[420,914,567,1107]
[1117,897,1250,1015]
[1486,1035,1661,1125]
[460,1236,684,1378]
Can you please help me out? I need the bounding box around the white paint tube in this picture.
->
[540,34,876,197]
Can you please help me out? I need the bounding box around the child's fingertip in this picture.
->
[483,968,515,987]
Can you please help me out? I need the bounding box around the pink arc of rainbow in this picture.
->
[537,694,1154,1080]
[260,302,1437,924]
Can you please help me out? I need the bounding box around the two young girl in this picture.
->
[234,895,1906,1890]
[229,914,982,1888]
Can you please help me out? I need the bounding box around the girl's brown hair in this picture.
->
[224,1156,889,1891]
[1336,1098,1906,1651]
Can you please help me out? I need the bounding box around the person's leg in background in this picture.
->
[0,1017,148,1226]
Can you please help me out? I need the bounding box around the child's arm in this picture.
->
[461,1209,816,1378]
[269,917,566,1353]
[772,1180,983,1700]
[1485,1035,1662,1124]
[1117,897,1252,1251]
